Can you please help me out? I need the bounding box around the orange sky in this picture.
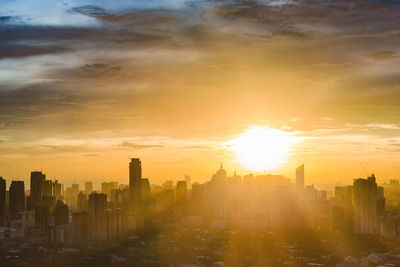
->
[1,0,400,187]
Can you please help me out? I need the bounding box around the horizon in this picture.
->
[0,160,394,191]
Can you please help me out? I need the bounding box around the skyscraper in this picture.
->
[176,181,188,207]
[129,158,142,209]
[0,177,5,226]
[141,178,150,206]
[31,171,46,210]
[210,163,227,188]
[296,164,304,190]
[9,180,25,219]
[89,193,107,240]
[41,180,53,198]
[77,192,88,212]
[53,180,63,199]
[101,181,118,200]
[54,200,69,226]
[353,174,379,235]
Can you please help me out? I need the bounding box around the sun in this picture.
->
[223,126,297,172]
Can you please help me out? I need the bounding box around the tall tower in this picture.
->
[176,181,188,207]
[296,164,304,190]
[9,180,25,219]
[89,193,107,240]
[30,171,46,210]
[0,177,5,226]
[353,174,378,235]
[129,158,142,209]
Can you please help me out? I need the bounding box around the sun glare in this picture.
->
[224,126,297,171]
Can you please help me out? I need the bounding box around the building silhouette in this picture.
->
[129,158,142,209]
[35,205,50,232]
[353,174,378,235]
[101,181,118,200]
[141,178,151,206]
[53,180,63,199]
[89,192,107,240]
[9,180,25,219]
[41,180,53,198]
[54,200,69,226]
[176,181,188,207]
[77,192,88,212]
[72,211,90,243]
[211,163,227,188]
[0,177,5,226]
[30,171,46,210]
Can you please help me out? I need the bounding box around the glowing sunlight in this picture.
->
[224,126,298,171]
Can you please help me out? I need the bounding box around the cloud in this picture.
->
[366,51,398,61]
[0,16,14,23]
[181,145,212,150]
[1,0,400,181]
[119,142,164,149]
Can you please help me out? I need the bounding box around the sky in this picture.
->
[1,0,400,187]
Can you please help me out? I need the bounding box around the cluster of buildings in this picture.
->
[0,159,398,244]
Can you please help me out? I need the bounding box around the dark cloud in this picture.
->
[0,44,70,60]
[71,5,178,27]
[0,16,14,23]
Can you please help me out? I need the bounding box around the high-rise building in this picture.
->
[176,181,188,207]
[31,171,46,210]
[191,183,206,216]
[9,180,25,219]
[377,186,386,217]
[129,158,142,209]
[54,200,69,226]
[77,192,88,212]
[0,177,6,226]
[101,181,118,200]
[89,193,107,240]
[85,181,93,195]
[72,211,90,243]
[228,171,242,187]
[353,174,378,235]
[211,163,227,188]
[296,164,304,190]
[53,180,63,199]
[41,180,53,198]
[35,205,50,232]
[141,178,150,206]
